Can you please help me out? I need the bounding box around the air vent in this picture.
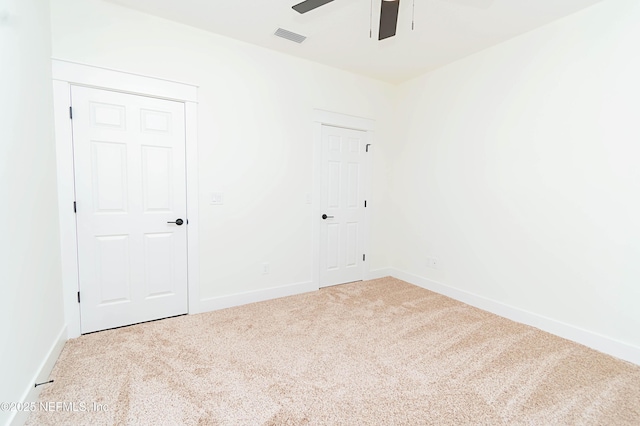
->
[274,28,307,44]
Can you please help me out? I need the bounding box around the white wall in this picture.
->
[0,0,65,424]
[49,0,395,306]
[1,0,636,420]
[389,0,640,354]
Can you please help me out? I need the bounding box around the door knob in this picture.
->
[322,214,334,220]
[167,218,184,226]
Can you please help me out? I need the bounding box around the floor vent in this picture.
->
[274,28,307,44]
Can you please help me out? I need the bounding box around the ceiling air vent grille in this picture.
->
[274,28,307,44]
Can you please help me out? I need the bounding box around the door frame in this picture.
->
[312,110,375,288]
[52,60,200,338]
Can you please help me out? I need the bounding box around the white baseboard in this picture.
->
[389,268,640,366]
[199,281,317,313]
[9,326,67,426]
[198,271,395,315]
[366,268,393,280]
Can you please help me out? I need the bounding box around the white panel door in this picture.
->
[72,86,188,333]
[320,125,367,287]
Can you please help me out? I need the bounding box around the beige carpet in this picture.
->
[27,277,640,425]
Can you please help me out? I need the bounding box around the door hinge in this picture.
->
[69,106,73,120]
[366,144,371,152]
[363,254,366,261]
[364,200,367,208]
[73,201,77,213]
[77,292,80,303]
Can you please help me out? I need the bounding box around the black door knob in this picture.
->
[322,214,334,220]
[168,218,184,226]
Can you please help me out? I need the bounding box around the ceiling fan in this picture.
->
[292,0,401,41]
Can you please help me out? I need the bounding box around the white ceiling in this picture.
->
[105,0,603,83]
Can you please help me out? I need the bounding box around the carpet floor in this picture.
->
[27,277,640,425]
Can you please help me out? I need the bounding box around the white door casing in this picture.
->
[53,60,199,339]
[72,86,188,333]
[319,125,368,287]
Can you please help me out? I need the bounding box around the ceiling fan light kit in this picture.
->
[293,0,404,41]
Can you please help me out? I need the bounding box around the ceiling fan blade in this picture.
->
[379,0,400,40]
[292,0,334,14]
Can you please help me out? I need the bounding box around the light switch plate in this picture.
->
[211,192,224,205]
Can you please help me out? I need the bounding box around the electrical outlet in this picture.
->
[431,257,440,270]
[427,256,440,270]
[262,262,270,275]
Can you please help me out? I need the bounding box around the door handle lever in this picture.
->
[322,214,334,220]
[168,218,184,226]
